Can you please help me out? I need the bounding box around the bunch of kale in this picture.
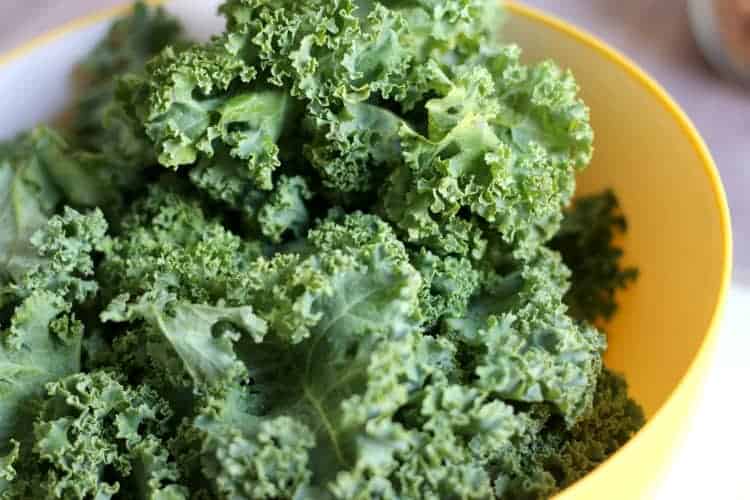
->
[0,2,640,499]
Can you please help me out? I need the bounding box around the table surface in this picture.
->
[1,1,748,498]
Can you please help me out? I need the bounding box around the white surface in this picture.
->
[655,286,750,499]
[0,2,746,498]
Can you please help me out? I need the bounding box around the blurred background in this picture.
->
[0,1,748,498]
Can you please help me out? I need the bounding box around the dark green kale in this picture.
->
[551,190,639,324]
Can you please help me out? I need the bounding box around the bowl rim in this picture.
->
[0,0,733,496]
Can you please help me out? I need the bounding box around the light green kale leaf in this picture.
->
[445,248,605,424]
[102,290,267,391]
[0,292,78,450]
[11,206,107,304]
[213,0,504,199]
[119,35,298,191]
[233,211,418,344]
[13,371,186,500]
[99,183,263,305]
[220,0,501,107]
[0,208,106,443]
[194,392,316,500]
[0,136,61,284]
[381,58,591,255]
[411,248,482,328]
[255,175,314,243]
[305,102,403,196]
[0,129,112,285]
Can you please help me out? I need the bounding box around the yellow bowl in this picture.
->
[0,1,732,498]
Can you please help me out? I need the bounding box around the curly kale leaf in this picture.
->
[475,314,603,426]
[382,58,591,255]
[483,45,594,171]
[196,404,316,500]
[11,207,107,304]
[2,205,106,316]
[306,210,408,261]
[0,129,114,284]
[256,175,314,242]
[6,371,186,499]
[99,184,263,305]
[102,289,267,391]
[0,209,106,498]
[215,0,502,199]
[305,102,404,195]
[0,134,62,284]
[162,214,453,498]
[220,0,501,106]
[239,212,422,344]
[411,249,481,328]
[332,376,526,500]
[70,1,184,153]
[220,0,409,106]
[445,248,605,424]
[0,292,80,453]
[189,332,521,499]
[98,186,276,391]
[119,35,299,191]
[187,149,267,214]
[551,190,638,323]
[190,156,315,243]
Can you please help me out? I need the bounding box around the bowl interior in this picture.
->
[0,2,731,499]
